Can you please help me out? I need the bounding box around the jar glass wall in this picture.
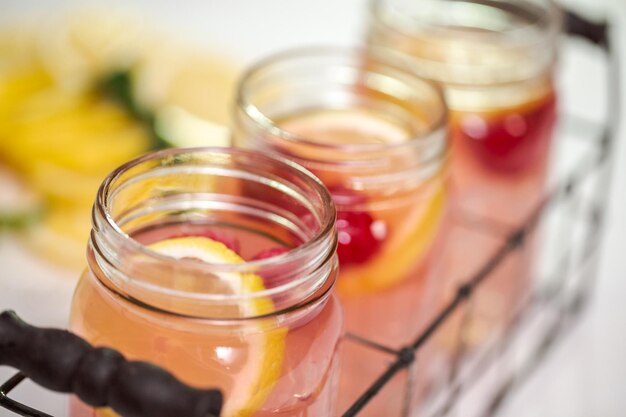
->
[69,147,342,417]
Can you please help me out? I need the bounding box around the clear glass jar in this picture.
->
[69,147,342,417]
[233,47,449,416]
[367,0,561,225]
[367,0,562,398]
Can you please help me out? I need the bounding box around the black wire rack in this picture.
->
[0,7,619,417]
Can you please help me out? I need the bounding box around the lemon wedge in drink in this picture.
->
[147,236,286,417]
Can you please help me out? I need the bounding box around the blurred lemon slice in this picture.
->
[36,10,154,91]
[148,237,286,417]
[155,105,230,148]
[0,66,52,138]
[0,23,41,72]
[0,11,239,270]
[134,42,239,127]
[3,88,151,204]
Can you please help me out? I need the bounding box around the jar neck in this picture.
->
[368,0,562,86]
[233,47,448,194]
[88,147,337,321]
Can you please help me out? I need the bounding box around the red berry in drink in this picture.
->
[336,210,384,265]
[327,186,386,266]
[458,96,557,172]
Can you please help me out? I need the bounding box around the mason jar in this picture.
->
[69,147,342,417]
[366,0,562,395]
[367,0,560,225]
[233,47,449,416]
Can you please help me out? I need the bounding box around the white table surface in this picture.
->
[0,0,624,416]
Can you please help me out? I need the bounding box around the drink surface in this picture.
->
[279,108,414,146]
[70,221,342,417]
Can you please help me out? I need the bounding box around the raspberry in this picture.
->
[458,96,557,172]
[336,211,384,265]
[328,186,385,266]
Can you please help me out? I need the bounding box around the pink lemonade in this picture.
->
[69,148,343,417]
[449,90,558,227]
[234,49,449,416]
[444,94,557,343]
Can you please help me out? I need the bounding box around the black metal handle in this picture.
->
[0,311,223,417]
[564,10,608,47]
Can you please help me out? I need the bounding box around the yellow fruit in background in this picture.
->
[0,62,151,270]
[33,9,239,127]
[0,66,53,138]
[0,24,40,68]
[1,89,151,204]
[0,11,240,270]
[134,43,239,127]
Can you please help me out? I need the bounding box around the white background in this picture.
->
[0,0,624,416]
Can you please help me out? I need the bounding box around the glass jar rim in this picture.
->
[369,0,563,52]
[90,147,337,316]
[235,45,448,158]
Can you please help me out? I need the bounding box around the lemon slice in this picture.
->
[2,88,151,205]
[147,237,286,417]
[154,105,231,148]
[133,43,238,127]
